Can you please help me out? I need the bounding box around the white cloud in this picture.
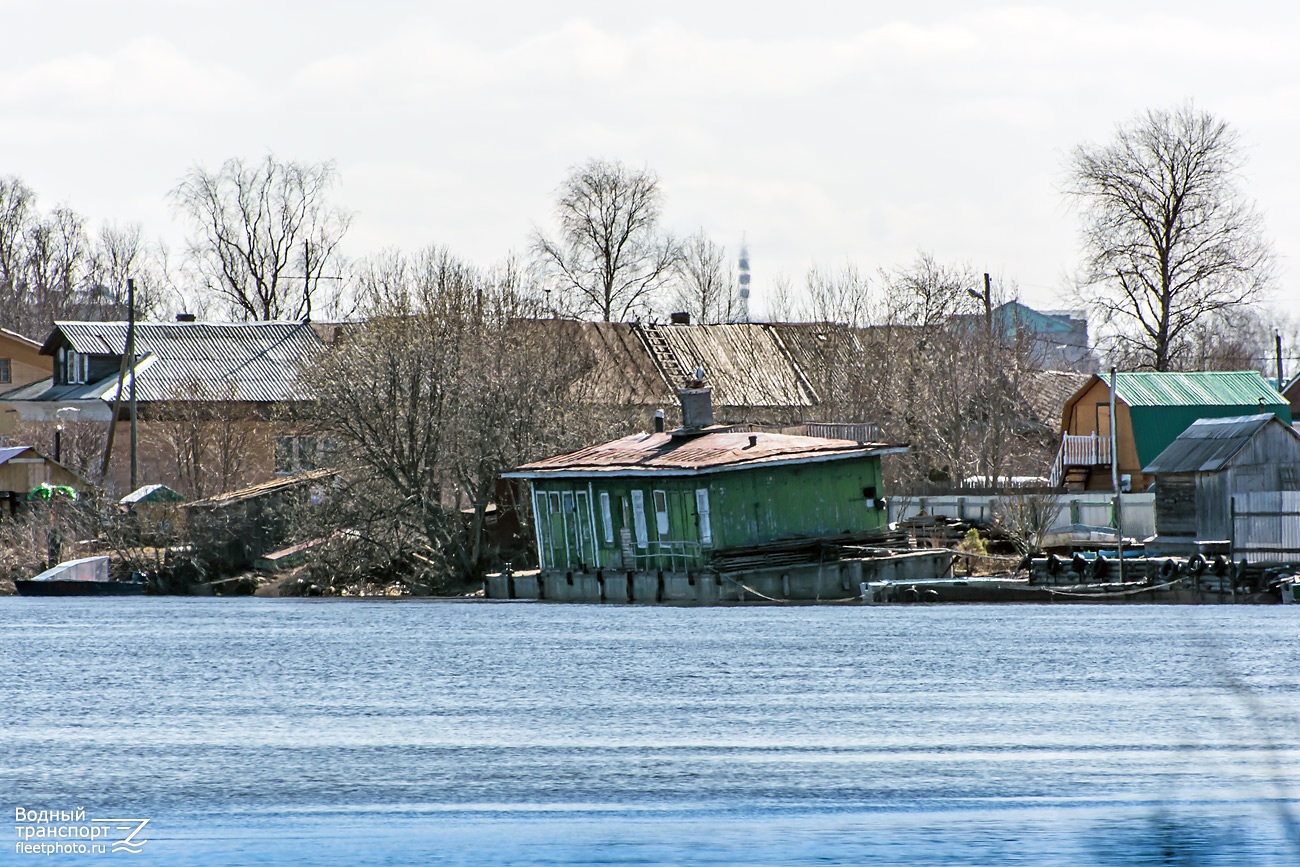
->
[4,3,1300,315]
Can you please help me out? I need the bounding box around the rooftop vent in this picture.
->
[175,313,196,323]
[669,311,691,325]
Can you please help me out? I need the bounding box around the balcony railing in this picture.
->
[1049,434,1113,487]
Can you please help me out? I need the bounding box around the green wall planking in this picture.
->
[528,456,886,572]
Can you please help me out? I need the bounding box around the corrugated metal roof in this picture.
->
[507,429,906,477]
[1115,371,1286,408]
[182,467,337,509]
[0,445,32,465]
[120,484,186,505]
[0,377,103,402]
[1143,414,1289,474]
[45,321,324,403]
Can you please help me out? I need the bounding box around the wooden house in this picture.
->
[1143,414,1300,553]
[0,327,50,393]
[0,446,88,516]
[0,319,327,495]
[1050,371,1291,493]
[502,380,911,601]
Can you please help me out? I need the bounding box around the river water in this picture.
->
[2,599,1298,865]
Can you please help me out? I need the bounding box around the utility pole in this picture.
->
[1110,366,1124,584]
[128,278,138,492]
[1277,331,1285,392]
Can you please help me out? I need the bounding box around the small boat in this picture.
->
[14,556,146,597]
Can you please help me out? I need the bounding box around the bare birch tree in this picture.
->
[533,159,679,321]
[670,230,739,323]
[0,176,35,298]
[0,176,172,335]
[1067,103,1273,371]
[762,271,797,323]
[171,155,352,322]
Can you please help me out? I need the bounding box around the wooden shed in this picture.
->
[1051,371,1291,492]
[1143,414,1300,546]
[0,446,88,516]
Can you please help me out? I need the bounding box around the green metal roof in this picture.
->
[1111,372,1293,467]
[1114,371,1287,409]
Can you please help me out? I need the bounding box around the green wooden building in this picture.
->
[505,386,906,575]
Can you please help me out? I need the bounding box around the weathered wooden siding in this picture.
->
[1194,472,1229,540]
[710,458,884,548]
[1155,417,1300,543]
[1154,475,1197,538]
[0,454,82,493]
[530,456,886,571]
[1200,422,1300,541]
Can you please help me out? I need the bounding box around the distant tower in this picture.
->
[737,235,751,323]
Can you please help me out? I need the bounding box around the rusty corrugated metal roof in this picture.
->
[506,429,906,477]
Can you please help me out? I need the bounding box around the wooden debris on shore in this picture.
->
[708,526,912,573]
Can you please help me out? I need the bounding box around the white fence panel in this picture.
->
[890,492,1155,539]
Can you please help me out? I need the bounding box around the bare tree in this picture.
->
[996,491,1064,557]
[670,230,739,323]
[140,378,267,498]
[303,247,601,592]
[171,155,352,322]
[533,158,679,321]
[803,262,873,326]
[0,176,35,297]
[762,271,796,322]
[1067,103,1273,371]
[85,222,171,320]
[880,252,975,328]
[803,255,1047,491]
[0,176,175,335]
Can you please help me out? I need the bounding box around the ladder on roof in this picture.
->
[641,324,690,388]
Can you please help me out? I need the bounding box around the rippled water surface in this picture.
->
[3,599,1298,865]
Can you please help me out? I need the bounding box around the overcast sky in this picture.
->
[4,0,1299,321]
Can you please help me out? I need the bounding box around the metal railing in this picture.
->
[628,540,705,572]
